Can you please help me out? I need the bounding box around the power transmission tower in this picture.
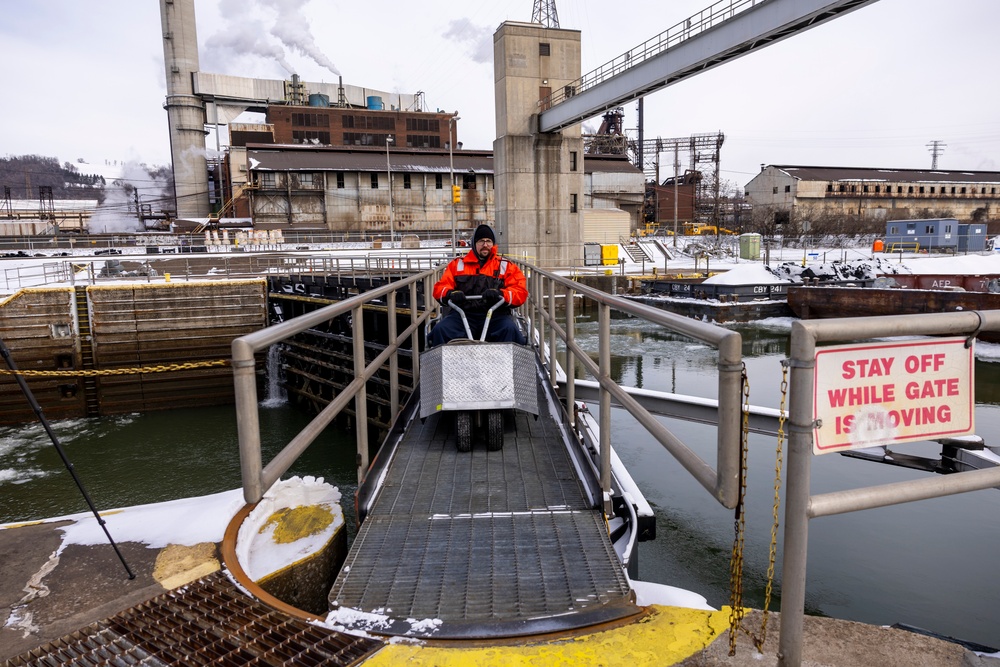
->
[532,0,560,28]
[926,140,946,170]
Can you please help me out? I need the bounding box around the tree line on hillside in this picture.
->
[0,155,106,203]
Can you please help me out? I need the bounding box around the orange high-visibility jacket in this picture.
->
[432,247,528,310]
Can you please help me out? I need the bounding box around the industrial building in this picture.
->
[215,136,642,239]
[266,103,455,150]
[745,165,1000,224]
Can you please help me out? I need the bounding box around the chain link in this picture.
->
[0,359,231,377]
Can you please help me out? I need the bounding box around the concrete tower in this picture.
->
[493,22,584,268]
[160,0,210,219]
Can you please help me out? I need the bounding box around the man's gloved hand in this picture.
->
[482,288,503,304]
[446,289,466,307]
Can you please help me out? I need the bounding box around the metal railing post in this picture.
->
[548,279,557,388]
[353,305,369,482]
[777,321,817,666]
[232,338,263,503]
[598,301,612,514]
[716,333,745,508]
[388,290,399,421]
[537,275,547,354]
[565,285,576,421]
[410,280,420,385]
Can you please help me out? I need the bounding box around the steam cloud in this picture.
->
[208,0,339,76]
[443,19,493,64]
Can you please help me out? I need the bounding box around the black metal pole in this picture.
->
[0,337,135,579]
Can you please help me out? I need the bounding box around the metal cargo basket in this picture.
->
[419,342,539,419]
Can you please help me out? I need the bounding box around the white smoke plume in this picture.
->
[206,0,339,77]
[260,0,340,75]
[210,18,296,74]
[443,19,493,64]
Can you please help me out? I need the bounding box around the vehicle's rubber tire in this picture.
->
[456,411,472,452]
[486,410,504,451]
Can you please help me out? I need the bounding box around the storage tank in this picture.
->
[366,96,383,110]
[308,93,329,107]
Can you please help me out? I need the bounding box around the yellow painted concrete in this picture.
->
[361,606,731,666]
[153,542,220,590]
[261,504,335,544]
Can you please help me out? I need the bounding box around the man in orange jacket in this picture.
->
[428,224,528,346]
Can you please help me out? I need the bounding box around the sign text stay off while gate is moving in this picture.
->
[812,337,975,454]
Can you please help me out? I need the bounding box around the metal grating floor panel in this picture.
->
[6,571,382,667]
[373,408,590,516]
[330,375,636,639]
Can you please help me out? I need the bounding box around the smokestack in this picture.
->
[160,0,210,219]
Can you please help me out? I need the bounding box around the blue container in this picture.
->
[366,95,383,110]
[308,93,329,107]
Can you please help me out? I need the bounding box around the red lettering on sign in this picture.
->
[904,378,961,400]
[827,384,895,408]
[904,353,946,374]
[841,357,895,380]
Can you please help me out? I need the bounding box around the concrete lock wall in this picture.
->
[494,22,585,268]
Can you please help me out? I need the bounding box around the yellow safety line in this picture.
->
[361,606,730,666]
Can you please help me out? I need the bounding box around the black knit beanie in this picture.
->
[473,224,496,244]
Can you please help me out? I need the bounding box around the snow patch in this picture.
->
[234,476,343,581]
[630,578,716,610]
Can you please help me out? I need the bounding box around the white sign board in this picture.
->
[812,337,975,454]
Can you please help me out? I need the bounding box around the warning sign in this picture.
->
[812,337,975,454]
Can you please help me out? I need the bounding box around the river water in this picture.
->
[1,317,998,649]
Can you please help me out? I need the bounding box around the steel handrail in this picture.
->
[779,310,1000,666]
[232,266,441,503]
[523,262,745,510]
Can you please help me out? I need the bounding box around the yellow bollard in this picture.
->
[164,273,171,283]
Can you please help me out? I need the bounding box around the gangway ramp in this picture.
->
[328,353,637,638]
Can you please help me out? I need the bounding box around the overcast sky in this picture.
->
[1,0,997,189]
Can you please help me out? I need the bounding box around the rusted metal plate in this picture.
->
[787,286,1000,343]
[881,273,1000,292]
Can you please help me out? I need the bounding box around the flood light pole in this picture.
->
[448,114,460,251]
[386,135,394,245]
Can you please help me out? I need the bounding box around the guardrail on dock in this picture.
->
[232,267,440,502]
[522,262,746,511]
[779,310,1000,666]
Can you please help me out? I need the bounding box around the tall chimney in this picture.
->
[160,0,210,219]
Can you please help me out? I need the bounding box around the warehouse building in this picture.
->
[745,165,1000,224]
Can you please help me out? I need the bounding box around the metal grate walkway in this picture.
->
[328,378,636,639]
[5,571,381,666]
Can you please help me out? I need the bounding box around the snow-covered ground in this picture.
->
[3,234,999,291]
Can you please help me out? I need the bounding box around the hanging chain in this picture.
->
[727,362,751,655]
[729,359,789,655]
[0,359,230,377]
[750,359,788,651]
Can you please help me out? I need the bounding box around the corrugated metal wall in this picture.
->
[582,208,629,244]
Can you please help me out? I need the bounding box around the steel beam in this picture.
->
[539,0,880,133]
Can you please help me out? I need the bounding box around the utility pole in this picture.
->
[448,114,460,251]
[386,135,394,245]
[673,144,679,247]
[926,140,946,170]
